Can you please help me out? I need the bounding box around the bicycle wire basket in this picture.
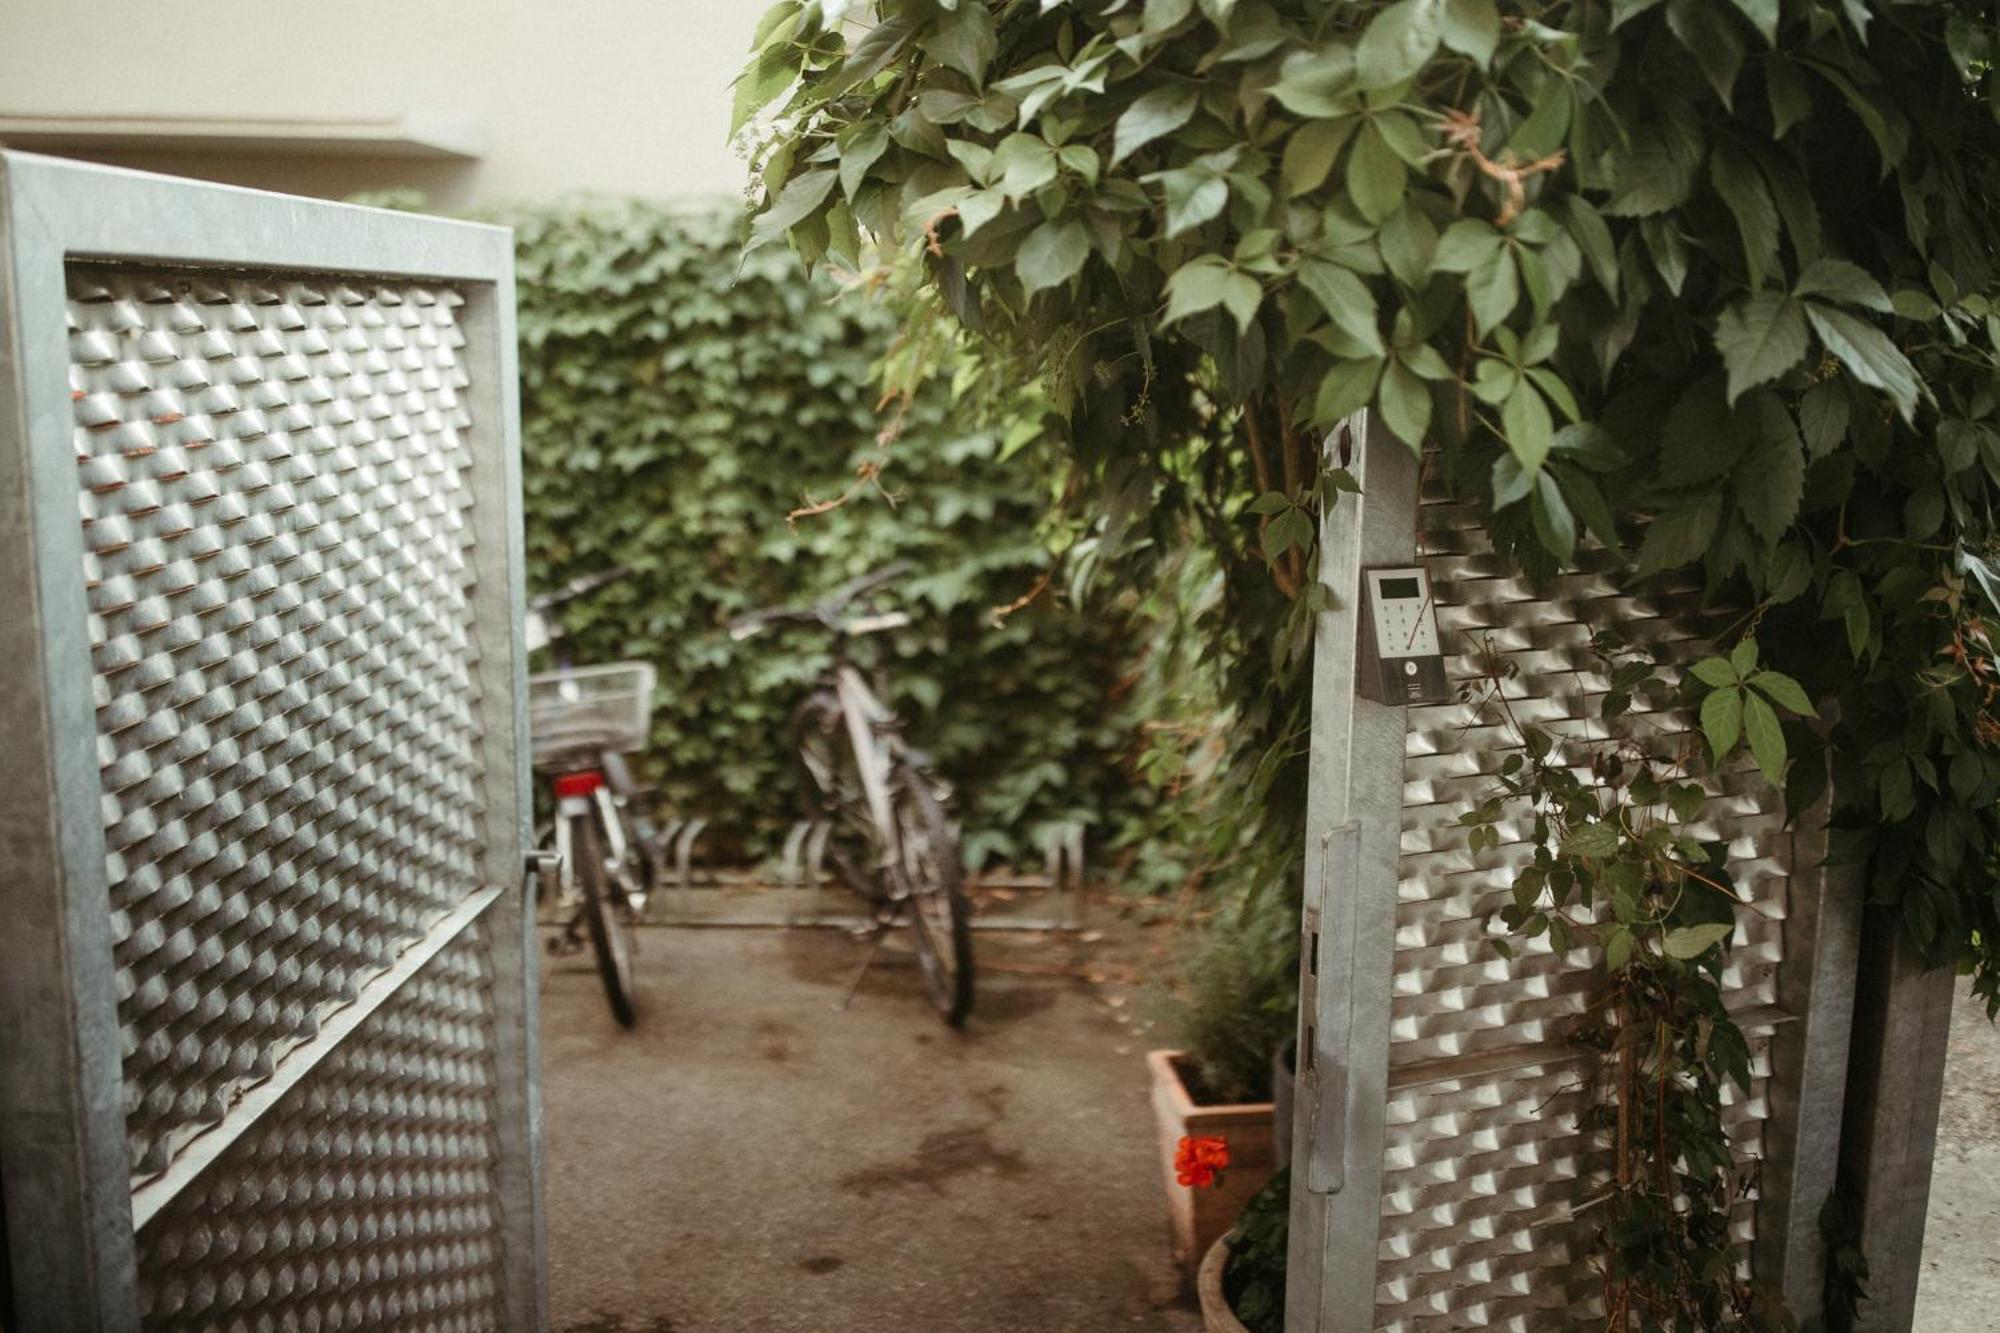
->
[527,662,657,772]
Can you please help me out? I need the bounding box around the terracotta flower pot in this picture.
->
[1198,1237,1251,1333]
[1148,1049,1277,1274]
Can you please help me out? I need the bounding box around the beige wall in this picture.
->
[0,0,773,209]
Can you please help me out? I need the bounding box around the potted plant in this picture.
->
[1200,1172,1289,1333]
[1149,893,1296,1272]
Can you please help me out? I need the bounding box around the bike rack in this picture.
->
[633,812,1089,932]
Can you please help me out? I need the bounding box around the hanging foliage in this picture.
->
[740,0,2000,1323]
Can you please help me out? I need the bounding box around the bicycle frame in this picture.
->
[550,774,642,911]
[833,662,903,876]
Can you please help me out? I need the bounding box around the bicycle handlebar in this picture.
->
[727,562,914,640]
[529,564,634,615]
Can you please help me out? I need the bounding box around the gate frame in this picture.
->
[0,151,545,1330]
[1284,412,1863,1330]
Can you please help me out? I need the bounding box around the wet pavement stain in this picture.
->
[558,1315,679,1333]
[974,982,1059,1023]
[836,1123,1029,1197]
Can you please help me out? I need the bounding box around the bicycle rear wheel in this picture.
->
[893,769,973,1027]
[571,810,637,1028]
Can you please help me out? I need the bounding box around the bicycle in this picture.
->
[730,564,975,1027]
[526,567,666,1028]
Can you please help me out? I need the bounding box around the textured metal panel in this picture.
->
[1365,494,1798,1330]
[65,267,484,1178]
[134,917,506,1332]
[3,153,538,1332]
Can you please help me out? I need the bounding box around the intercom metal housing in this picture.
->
[1356,565,1449,707]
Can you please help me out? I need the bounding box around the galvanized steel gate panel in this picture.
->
[0,153,544,1331]
[1287,417,1858,1331]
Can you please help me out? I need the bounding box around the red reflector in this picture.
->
[552,771,606,798]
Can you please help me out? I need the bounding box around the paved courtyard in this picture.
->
[538,901,2000,1332]
[1912,982,2000,1332]
[538,906,1202,1333]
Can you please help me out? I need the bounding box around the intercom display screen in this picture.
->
[1378,576,1422,600]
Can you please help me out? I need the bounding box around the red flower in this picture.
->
[1174,1134,1230,1188]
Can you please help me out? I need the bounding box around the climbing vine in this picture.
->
[739,0,2000,1323]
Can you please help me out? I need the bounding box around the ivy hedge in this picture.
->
[502,199,1143,862]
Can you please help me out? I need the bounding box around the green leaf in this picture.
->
[1765,56,1812,138]
[1561,821,1622,859]
[1690,656,1740,688]
[1377,203,1438,288]
[1442,0,1500,66]
[1664,922,1735,960]
[1297,259,1384,355]
[1794,259,1893,313]
[1743,689,1787,780]
[1432,219,1503,272]
[839,123,892,200]
[1562,197,1620,297]
[1144,0,1196,33]
[1347,121,1408,225]
[1604,925,1634,970]
[747,166,839,252]
[993,133,1059,199]
[1491,452,1532,507]
[1714,292,1808,402]
[1467,246,1519,335]
[1814,63,1908,176]
[1731,0,1779,44]
[1356,0,1446,90]
[1702,684,1744,757]
[1710,144,1780,289]
[1531,470,1576,560]
[1604,118,1705,216]
[1377,358,1432,446]
[733,40,802,137]
[1804,303,1922,422]
[1264,505,1315,560]
[1798,380,1850,457]
[1163,256,1262,333]
[1016,219,1091,295]
[1637,492,1724,575]
[1502,381,1554,473]
[1154,164,1230,237]
[1281,118,1355,197]
[1732,392,1805,542]
[1112,84,1202,166]
[1730,637,1759,676]
[1749,670,1817,716]
[1666,0,1744,105]
[1314,357,1383,425]
[1270,44,1359,117]
[925,2,998,84]
[1658,379,1736,486]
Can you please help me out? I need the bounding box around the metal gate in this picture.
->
[1287,415,1860,1331]
[0,153,544,1331]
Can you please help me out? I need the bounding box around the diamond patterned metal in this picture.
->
[1369,495,1796,1331]
[66,267,485,1177]
[134,920,506,1332]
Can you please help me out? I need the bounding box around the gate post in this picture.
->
[1841,909,1957,1332]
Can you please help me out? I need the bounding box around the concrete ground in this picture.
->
[537,902,1203,1333]
[1911,982,2000,1332]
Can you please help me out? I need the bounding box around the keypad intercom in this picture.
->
[1358,565,1450,706]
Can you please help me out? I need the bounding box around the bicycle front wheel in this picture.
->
[893,769,973,1027]
[571,810,637,1028]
